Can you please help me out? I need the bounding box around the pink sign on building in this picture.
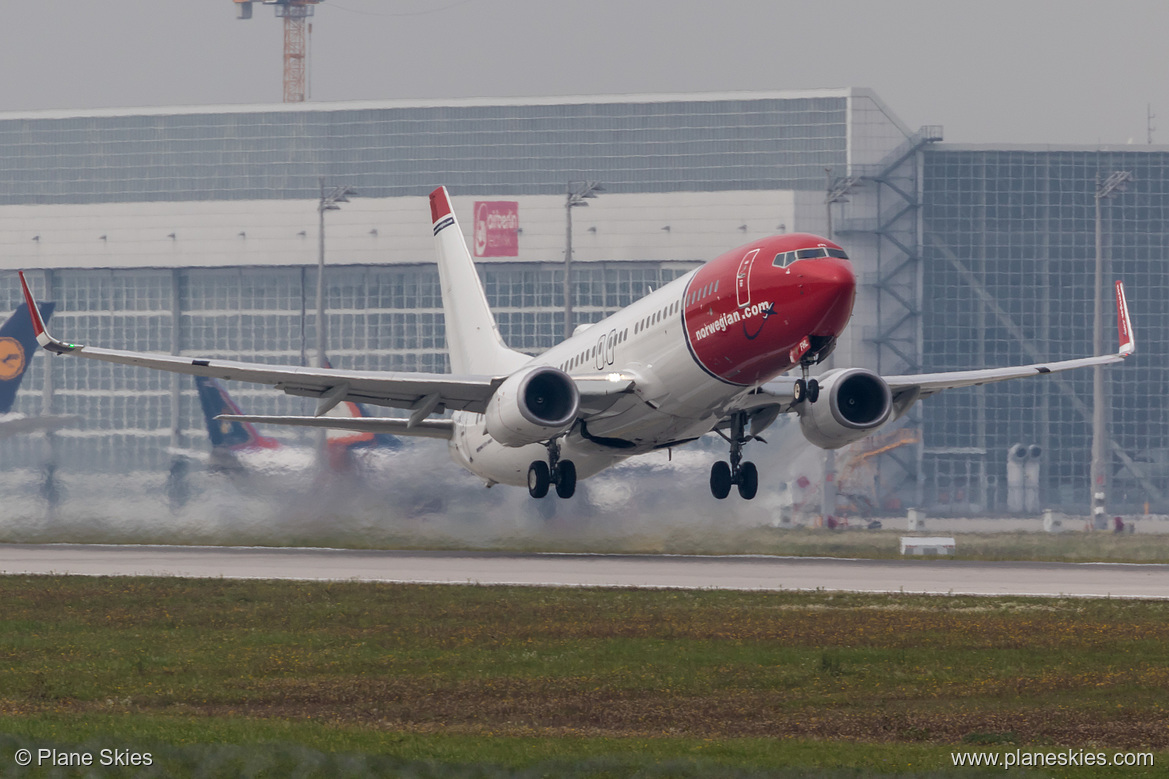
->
[473,201,519,257]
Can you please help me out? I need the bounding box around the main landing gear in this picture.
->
[709,411,760,500]
[527,438,576,499]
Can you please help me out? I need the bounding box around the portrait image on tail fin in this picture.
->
[0,301,54,414]
[0,301,77,440]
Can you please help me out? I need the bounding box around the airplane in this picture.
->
[17,186,1136,501]
[188,374,402,474]
[0,300,77,439]
[165,374,404,511]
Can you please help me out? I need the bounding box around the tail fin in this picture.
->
[0,301,55,413]
[324,399,404,452]
[1116,280,1135,357]
[429,186,528,375]
[195,376,279,451]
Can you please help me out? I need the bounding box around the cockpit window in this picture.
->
[774,246,850,268]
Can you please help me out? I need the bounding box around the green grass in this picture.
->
[0,577,1166,777]
[6,522,1168,563]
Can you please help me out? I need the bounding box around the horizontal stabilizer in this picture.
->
[0,414,79,440]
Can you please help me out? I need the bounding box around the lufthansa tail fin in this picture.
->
[195,376,279,451]
[0,301,55,414]
[429,187,529,375]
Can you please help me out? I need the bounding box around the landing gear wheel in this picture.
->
[710,461,732,500]
[527,461,550,498]
[554,460,577,499]
[807,379,820,404]
[737,461,759,500]
[793,378,807,403]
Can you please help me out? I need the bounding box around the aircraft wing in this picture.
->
[883,353,1124,401]
[19,272,634,425]
[729,280,1135,426]
[883,280,1134,401]
[21,269,502,417]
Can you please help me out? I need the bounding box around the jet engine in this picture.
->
[485,365,580,447]
[797,368,893,449]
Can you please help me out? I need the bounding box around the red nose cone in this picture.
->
[804,258,856,337]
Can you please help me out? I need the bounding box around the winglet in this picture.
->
[1116,280,1135,357]
[18,272,79,354]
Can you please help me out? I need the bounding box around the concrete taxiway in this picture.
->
[1,543,1167,599]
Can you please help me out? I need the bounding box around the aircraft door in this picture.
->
[736,249,760,308]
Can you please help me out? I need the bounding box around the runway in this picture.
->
[1,543,1168,599]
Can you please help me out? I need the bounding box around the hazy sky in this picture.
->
[3,0,1167,145]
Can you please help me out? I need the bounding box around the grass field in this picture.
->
[6,520,1168,565]
[491,525,1169,563]
[0,576,1166,777]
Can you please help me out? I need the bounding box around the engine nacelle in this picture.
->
[797,368,893,449]
[485,365,580,447]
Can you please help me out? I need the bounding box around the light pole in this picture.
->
[564,181,603,339]
[1090,170,1131,528]
[317,178,356,369]
[824,170,861,241]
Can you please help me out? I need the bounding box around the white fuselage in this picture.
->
[449,270,737,487]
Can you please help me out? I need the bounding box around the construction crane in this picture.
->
[234,0,325,103]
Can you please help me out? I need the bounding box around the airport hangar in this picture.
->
[0,87,1165,515]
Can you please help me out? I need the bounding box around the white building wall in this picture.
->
[847,88,914,170]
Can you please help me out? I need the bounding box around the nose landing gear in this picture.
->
[527,437,576,499]
[709,411,761,500]
[792,376,820,404]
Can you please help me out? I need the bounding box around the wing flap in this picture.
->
[0,414,79,440]
[216,415,455,441]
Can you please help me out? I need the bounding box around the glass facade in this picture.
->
[5,92,1167,517]
[921,148,1169,511]
[0,97,847,205]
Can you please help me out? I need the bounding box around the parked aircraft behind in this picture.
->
[181,375,401,475]
[18,186,1135,501]
[0,301,77,439]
